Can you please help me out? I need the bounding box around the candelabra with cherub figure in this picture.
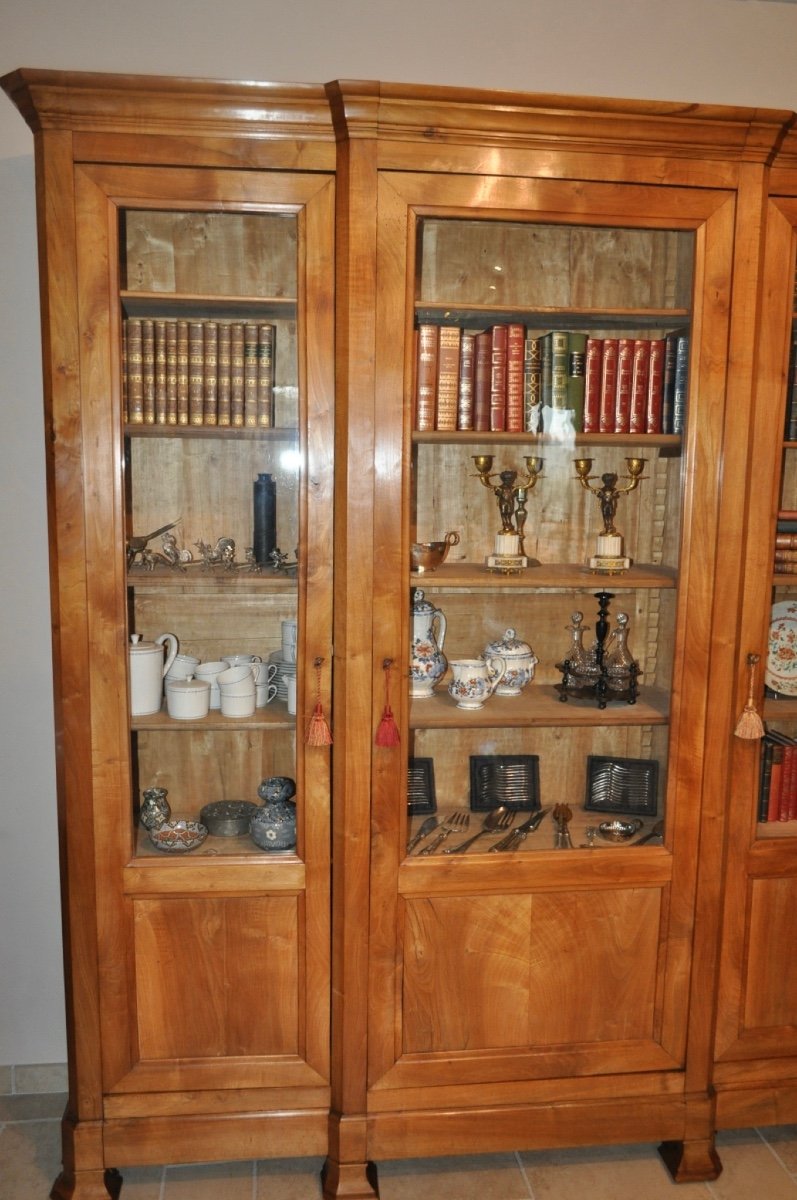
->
[574,457,646,574]
[472,455,543,572]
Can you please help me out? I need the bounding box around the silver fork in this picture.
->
[443,806,514,854]
[418,810,470,855]
[490,807,550,852]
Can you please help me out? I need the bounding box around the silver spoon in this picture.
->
[443,806,513,854]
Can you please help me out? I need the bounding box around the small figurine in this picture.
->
[195,536,237,570]
[126,519,180,568]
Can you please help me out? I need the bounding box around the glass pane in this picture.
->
[407,215,693,856]
[122,208,301,858]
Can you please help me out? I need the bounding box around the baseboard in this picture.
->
[0,1062,68,1095]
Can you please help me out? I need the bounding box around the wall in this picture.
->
[1,0,796,1068]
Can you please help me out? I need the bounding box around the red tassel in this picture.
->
[306,657,332,746]
[376,659,400,747]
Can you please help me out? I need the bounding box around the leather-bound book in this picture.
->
[216,322,231,426]
[457,332,475,430]
[176,320,189,425]
[188,321,205,425]
[645,338,666,434]
[614,337,634,433]
[154,318,168,425]
[490,323,508,431]
[629,338,650,434]
[203,320,218,426]
[566,331,587,430]
[435,325,460,431]
[165,320,178,425]
[141,318,156,424]
[230,322,245,427]
[244,322,259,427]
[257,323,275,427]
[523,335,542,430]
[415,323,438,431]
[598,338,618,433]
[473,330,492,431]
[505,323,526,433]
[582,337,603,433]
[125,318,144,424]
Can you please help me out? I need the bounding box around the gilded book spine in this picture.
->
[125,318,144,424]
[188,322,205,426]
[435,325,460,431]
[257,323,275,428]
[154,318,168,425]
[217,321,232,427]
[176,320,189,425]
[415,324,438,432]
[230,322,245,427]
[457,332,475,430]
[141,318,156,424]
[203,320,218,426]
[165,320,178,425]
[244,323,259,428]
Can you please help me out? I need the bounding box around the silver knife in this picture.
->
[406,814,439,854]
[489,807,550,852]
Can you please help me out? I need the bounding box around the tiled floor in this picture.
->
[6,1094,797,1199]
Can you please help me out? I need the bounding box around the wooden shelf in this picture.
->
[410,684,669,729]
[125,423,298,441]
[120,291,297,319]
[131,700,295,732]
[409,562,676,590]
[414,302,690,331]
[412,430,682,450]
[127,567,297,592]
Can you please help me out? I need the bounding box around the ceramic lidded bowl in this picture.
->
[483,628,538,696]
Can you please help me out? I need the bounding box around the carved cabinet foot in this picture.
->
[658,1139,722,1183]
[50,1167,123,1199]
[321,1157,379,1199]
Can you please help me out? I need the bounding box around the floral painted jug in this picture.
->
[410,589,447,698]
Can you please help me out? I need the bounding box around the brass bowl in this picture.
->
[410,530,460,574]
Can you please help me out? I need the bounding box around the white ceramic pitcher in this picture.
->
[129,632,178,716]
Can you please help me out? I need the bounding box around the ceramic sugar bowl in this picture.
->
[250,775,297,852]
[483,628,538,696]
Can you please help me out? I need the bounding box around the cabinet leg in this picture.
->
[321,1157,379,1199]
[50,1167,122,1199]
[658,1139,722,1183]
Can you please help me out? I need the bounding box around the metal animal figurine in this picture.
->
[194,537,237,570]
[126,520,180,568]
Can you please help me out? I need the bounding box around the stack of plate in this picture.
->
[269,650,297,702]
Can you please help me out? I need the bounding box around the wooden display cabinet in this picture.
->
[713,127,797,1131]
[325,83,788,1197]
[1,71,335,1198]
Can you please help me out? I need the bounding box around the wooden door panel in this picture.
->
[744,876,797,1031]
[134,895,299,1060]
[402,887,662,1056]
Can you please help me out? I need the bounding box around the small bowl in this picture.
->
[410,530,460,574]
[597,818,643,843]
[148,819,208,853]
[200,800,258,837]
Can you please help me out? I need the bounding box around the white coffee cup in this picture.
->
[252,661,278,685]
[218,663,257,687]
[165,676,210,720]
[286,675,297,716]
[256,681,278,707]
[281,619,298,664]
[195,660,226,710]
[220,689,256,718]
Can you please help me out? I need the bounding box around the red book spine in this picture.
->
[457,333,475,430]
[505,323,525,433]
[599,339,618,433]
[770,744,785,822]
[415,324,438,432]
[614,338,634,433]
[583,337,603,433]
[629,339,650,434]
[473,331,492,431]
[490,324,508,432]
[646,338,666,433]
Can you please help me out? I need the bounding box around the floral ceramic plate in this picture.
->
[766,600,797,696]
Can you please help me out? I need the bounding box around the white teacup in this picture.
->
[194,660,226,710]
[447,656,506,710]
[220,690,256,718]
[222,653,262,669]
[286,675,297,716]
[281,619,298,664]
[252,662,278,685]
[218,664,256,699]
[165,653,201,681]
